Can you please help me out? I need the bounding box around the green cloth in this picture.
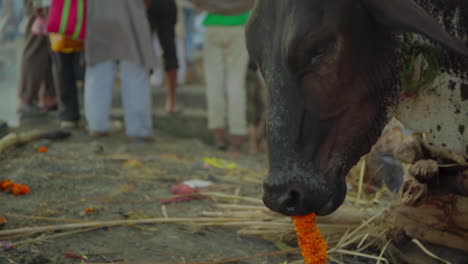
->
[203,12,250,26]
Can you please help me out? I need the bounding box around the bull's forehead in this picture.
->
[246,0,348,70]
[246,0,316,65]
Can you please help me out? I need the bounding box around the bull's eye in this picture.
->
[309,41,335,66]
[310,53,325,65]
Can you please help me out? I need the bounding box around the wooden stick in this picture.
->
[5,213,88,223]
[0,129,70,154]
[89,248,300,264]
[15,227,101,245]
[0,217,255,237]
[214,204,268,210]
[201,192,263,204]
[0,133,18,154]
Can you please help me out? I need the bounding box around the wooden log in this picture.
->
[0,132,20,154]
[391,194,468,253]
[0,129,71,154]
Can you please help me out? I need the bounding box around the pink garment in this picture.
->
[47,0,86,40]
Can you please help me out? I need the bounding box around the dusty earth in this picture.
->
[0,126,294,264]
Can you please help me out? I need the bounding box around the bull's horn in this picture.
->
[364,0,468,56]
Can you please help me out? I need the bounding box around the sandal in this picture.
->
[128,136,155,143]
[216,144,228,152]
[90,131,110,137]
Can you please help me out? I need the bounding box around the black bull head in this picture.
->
[245,0,468,216]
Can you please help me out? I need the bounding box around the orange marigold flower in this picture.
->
[12,184,30,195]
[37,146,48,153]
[293,213,327,264]
[84,208,95,213]
[1,179,14,192]
[0,179,30,195]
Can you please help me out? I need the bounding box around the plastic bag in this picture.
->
[32,16,48,36]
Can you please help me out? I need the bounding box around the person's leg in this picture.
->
[84,60,116,134]
[204,26,227,148]
[52,52,80,123]
[151,33,164,86]
[17,15,49,110]
[120,60,153,139]
[42,38,58,111]
[176,36,186,85]
[225,26,249,155]
[183,7,195,63]
[155,1,179,113]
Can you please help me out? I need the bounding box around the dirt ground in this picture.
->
[0,127,294,264]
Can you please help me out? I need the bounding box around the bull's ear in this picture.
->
[363,0,468,56]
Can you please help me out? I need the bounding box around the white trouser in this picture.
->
[203,26,249,136]
[84,60,153,138]
[151,34,186,85]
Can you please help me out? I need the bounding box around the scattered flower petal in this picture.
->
[84,208,96,213]
[0,241,14,252]
[0,179,30,196]
[37,146,48,153]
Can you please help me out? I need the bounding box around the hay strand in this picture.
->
[411,239,453,264]
[0,217,253,237]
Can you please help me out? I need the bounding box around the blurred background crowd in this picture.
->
[0,0,266,157]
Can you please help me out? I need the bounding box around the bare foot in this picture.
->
[166,100,180,114]
[228,147,242,158]
[214,129,226,151]
[41,97,58,111]
[229,135,245,157]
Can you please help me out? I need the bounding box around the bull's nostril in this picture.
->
[277,188,302,213]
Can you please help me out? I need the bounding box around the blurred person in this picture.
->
[182,0,196,63]
[150,0,186,87]
[85,0,155,140]
[52,50,84,129]
[202,11,250,155]
[17,0,57,115]
[147,0,180,113]
[0,0,13,40]
[193,11,206,50]
[0,0,24,38]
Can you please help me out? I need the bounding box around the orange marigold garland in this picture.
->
[293,213,327,264]
[0,178,30,195]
